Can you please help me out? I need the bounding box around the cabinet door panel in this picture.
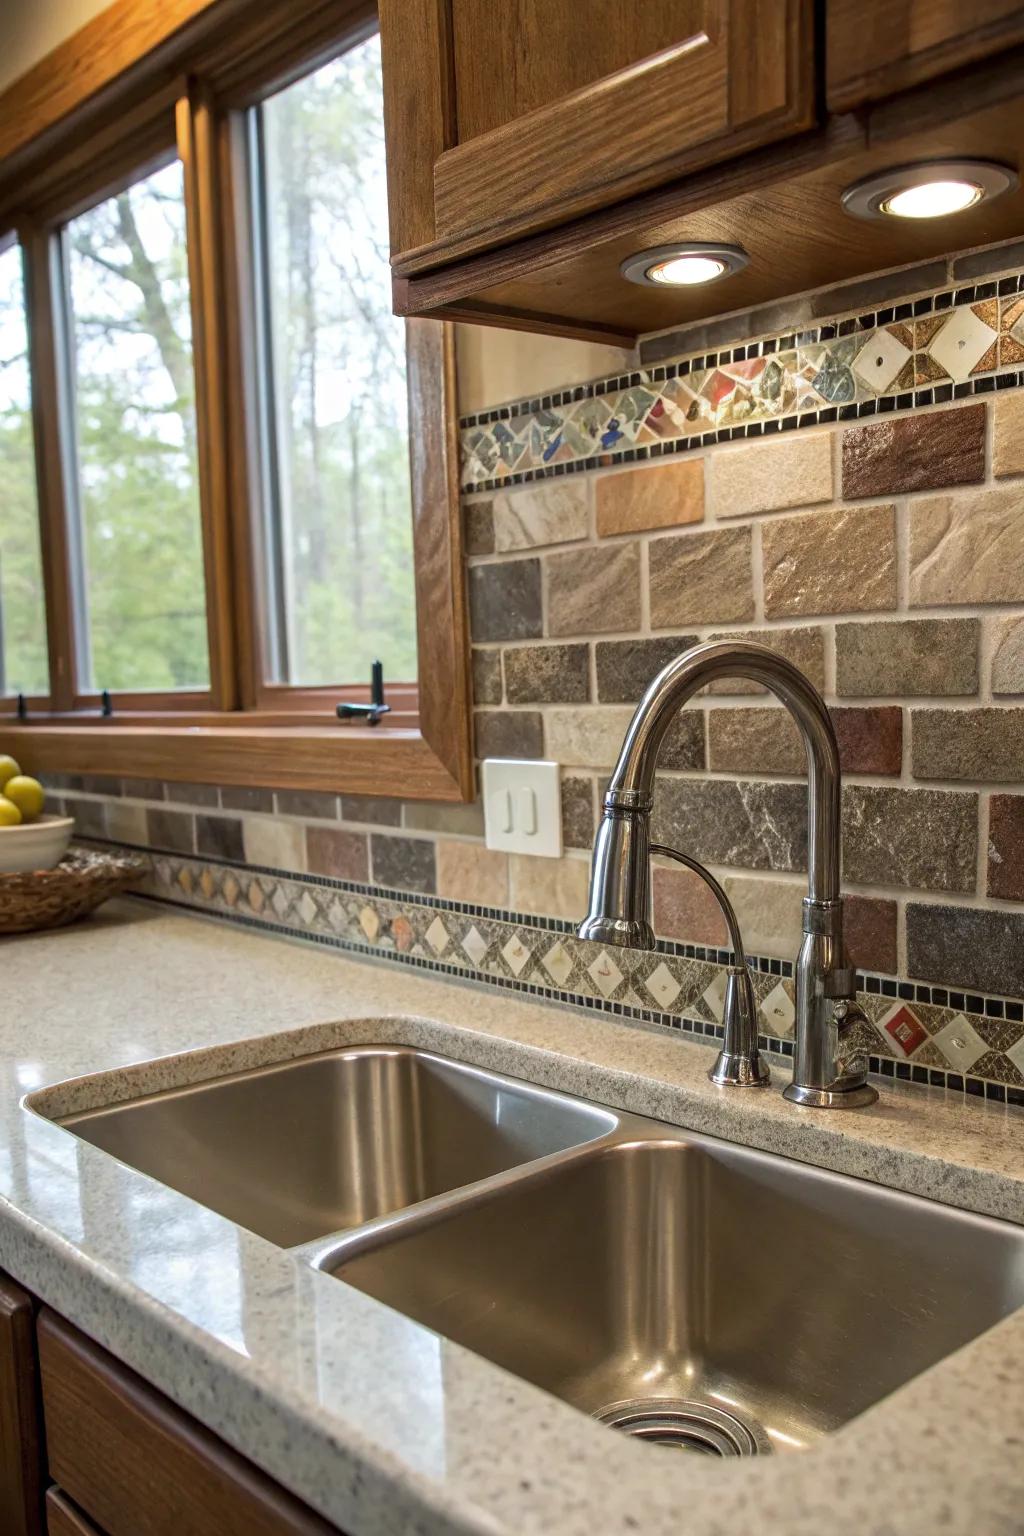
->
[381,0,814,260]
[46,1489,103,1536]
[827,0,1024,109]
[0,1273,43,1536]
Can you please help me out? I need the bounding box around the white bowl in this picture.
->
[0,814,75,875]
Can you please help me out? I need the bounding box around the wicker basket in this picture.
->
[0,848,150,936]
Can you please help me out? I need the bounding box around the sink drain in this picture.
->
[594,1399,770,1457]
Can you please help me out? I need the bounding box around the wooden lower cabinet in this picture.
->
[0,1271,344,1536]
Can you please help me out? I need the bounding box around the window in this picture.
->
[0,1,470,800]
[254,36,416,687]
[63,160,209,695]
[0,241,48,700]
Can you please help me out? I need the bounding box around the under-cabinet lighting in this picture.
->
[841,160,1017,221]
[620,243,749,287]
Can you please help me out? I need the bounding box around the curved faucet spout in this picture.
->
[606,639,840,903]
[578,638,877,1110]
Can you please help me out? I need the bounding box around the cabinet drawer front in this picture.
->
[38,1313,338,1536]
[46,1490,103,1536]
[429,0,815,251]
[827,0,1024,109]
[0,1273,43,1536]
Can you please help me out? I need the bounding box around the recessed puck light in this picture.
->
[620,243,749,287]
[841,160,1017,221]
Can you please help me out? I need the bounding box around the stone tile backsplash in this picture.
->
[48,250,1024,1108]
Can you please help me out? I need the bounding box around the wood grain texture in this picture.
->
[827,0,1024,110]
[407,320,474,798]
[46,1490,102,1536]
[429,0,814,251]
[0,1274,44,1536]
[38,1312,341,1536]
[378,0,456,253]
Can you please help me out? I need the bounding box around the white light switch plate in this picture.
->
[482,759,562,857]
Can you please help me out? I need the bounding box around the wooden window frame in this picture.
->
[0,0,472,801]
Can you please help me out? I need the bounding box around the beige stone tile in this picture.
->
[723,876,805,959]
[546,543,641,636]
[104,801,148,845]
[545,706,635,768]
[510,853,590,919]
[708,431,833,518]
[992,616,1024,695]
[649,527,754,627]
[909,490,1024,606]
[242,817,307,873]
[993,392,1024,478]
[762,504,896,618]
[595,458,704,537]
[404,799,486,837]
[652,862,727,946]
[492,481,589,552]
[436,840,509,907]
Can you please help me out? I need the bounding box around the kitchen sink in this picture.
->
[310,1126,1024,1455]
[54,1046,616,1246]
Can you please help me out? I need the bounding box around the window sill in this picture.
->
[0,717,471,801]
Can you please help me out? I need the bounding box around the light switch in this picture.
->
[482,759,562,857]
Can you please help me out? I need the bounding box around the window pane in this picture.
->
[65,160,209,692]
[259,36,416,686]
[0,243,48,697]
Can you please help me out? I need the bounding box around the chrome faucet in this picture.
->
[578,638,877,1109]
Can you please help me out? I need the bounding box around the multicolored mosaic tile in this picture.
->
[459,275,1024,492]
[134,848,1024,1107]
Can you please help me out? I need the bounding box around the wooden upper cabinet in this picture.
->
[827,0,1024,110]
[381,0,816,263]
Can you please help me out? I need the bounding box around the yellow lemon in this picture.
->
[0,797,22,828]
[3,775,45,822]
[0,755,20,789]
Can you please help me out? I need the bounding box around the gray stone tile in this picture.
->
[705,626,827,696]
[472,648,502,705]
[546,543,641,637]
[274,791,340,820]
[475,710,545,760]
[404,800,486,837]
[992,618,1024,696]
[370,834,437,895]
[649,528,754,627]
[907,903,1024,996]
[464,501,495,556]
[339,795,402,827]
[911,708,1024,781]
[166,781,219,807]
[196,814,244,862]
[561,775,595,850]
[146,807,195,854]
[504,643,589,704]
[220,787,275,813]
[595,635,698,702]
[469,559,543,642]
[651,779,807,872]
[659,711,705,771]
[842,785,977,892]
[836,618,979,697]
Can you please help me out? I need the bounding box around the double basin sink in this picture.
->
[51,1045,1024,1458]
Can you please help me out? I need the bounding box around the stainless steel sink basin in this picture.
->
[55,1046,616,1246]
[312,1127,1024,1454]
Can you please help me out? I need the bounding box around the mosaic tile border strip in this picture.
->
[122,843,1024,1106]
[459,274,1024,492]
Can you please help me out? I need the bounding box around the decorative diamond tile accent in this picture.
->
[425,915,450,955]
[502,933,532,977]
[542,941,574,987]
[271,882,291,919]
[878,1002,929,1058]
[701,971,728,1023]
[760,980,796,1038]
[358,905,380,942]
[1005,1032,1024,1078]
[931,1014,988,1073]
[645,960,681,1010]
[461,925,488,967]
[298,890,319,927]
[927,307,998,383]
[588,950,623,997]
[853,329,912,393]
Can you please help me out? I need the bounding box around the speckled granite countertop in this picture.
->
[4,899,1024,1536]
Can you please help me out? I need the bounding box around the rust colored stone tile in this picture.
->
[842,894,898,975]
[841,404,985,498]
[762,504,897,618]
[649,527,754,627]
[833,706,903,776]
[988,795,1024,901]
[652,862,728,946]
[596,458,704,537]
[306,827,369,881]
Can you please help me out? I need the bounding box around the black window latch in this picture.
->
[337,660,391,727]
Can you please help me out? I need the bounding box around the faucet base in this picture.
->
[782,1082,879,1109]
[709,1051,771,1088]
